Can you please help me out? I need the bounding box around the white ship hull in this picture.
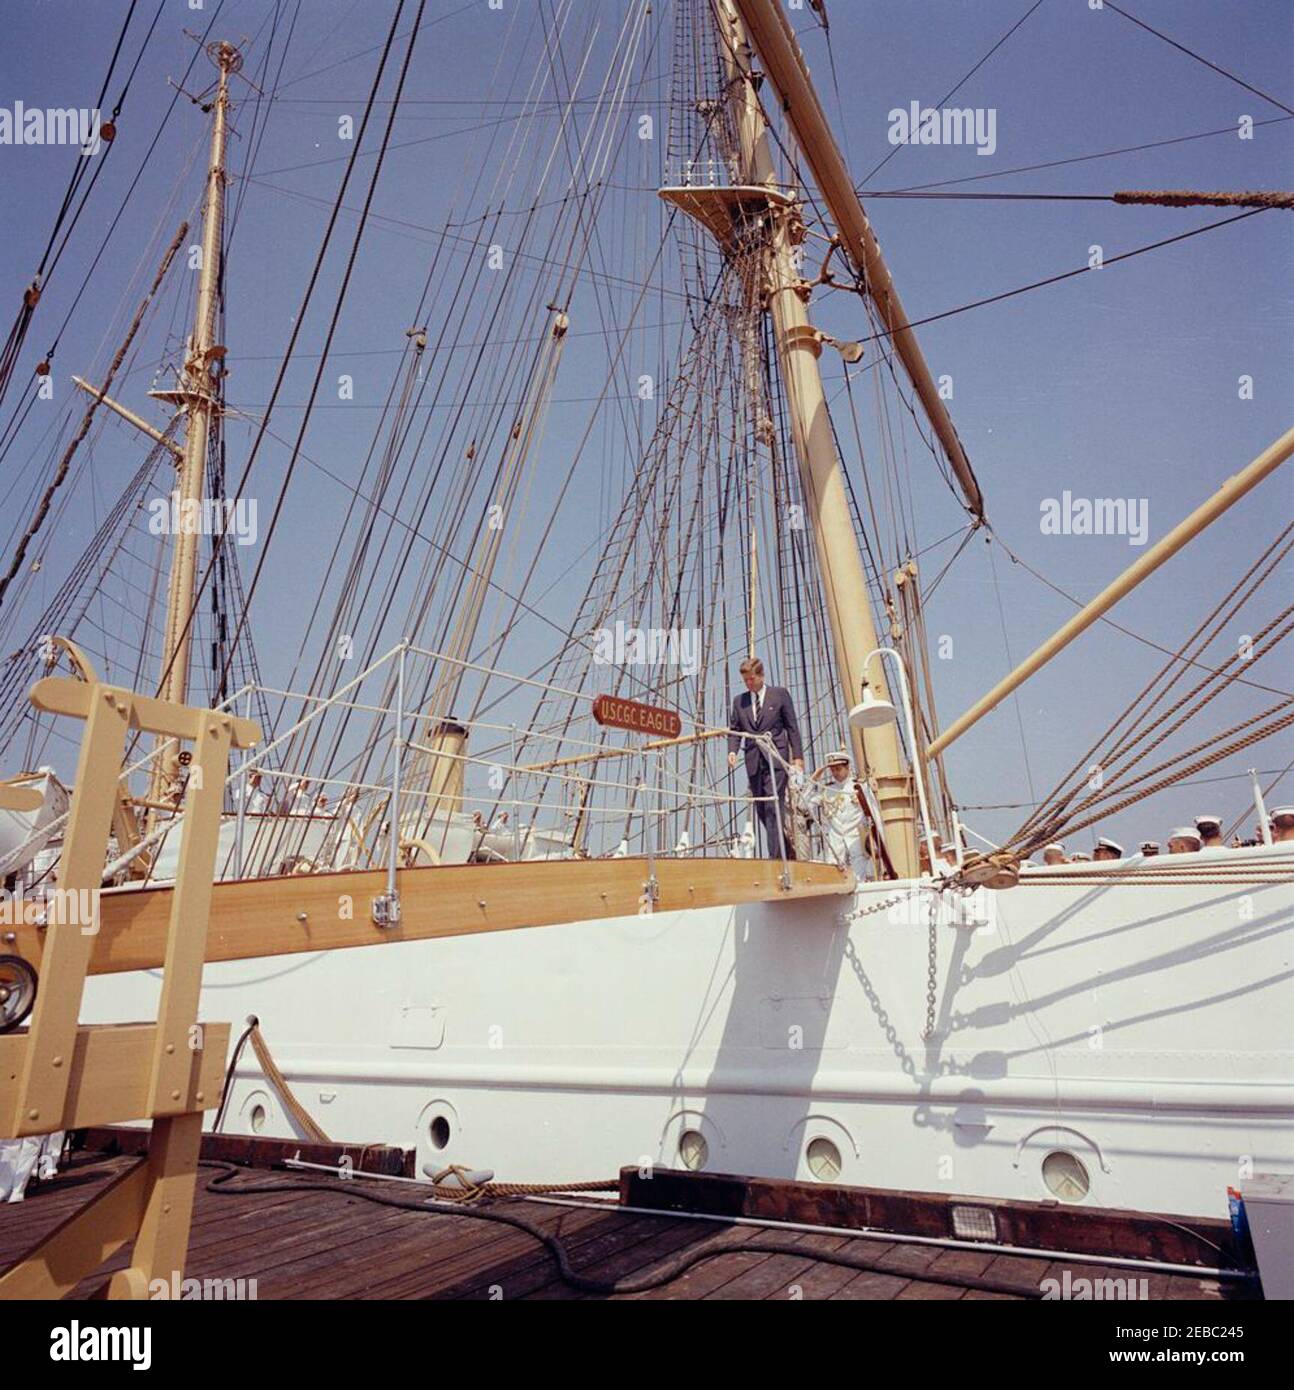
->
[81,846,1294,1219]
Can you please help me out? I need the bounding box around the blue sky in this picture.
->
[0,0,1290,852]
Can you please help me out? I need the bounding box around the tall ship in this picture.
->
[0,0,1289,1226]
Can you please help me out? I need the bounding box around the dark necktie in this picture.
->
[754,690,763,724]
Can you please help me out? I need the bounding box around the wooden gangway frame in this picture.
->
[0,678,258,1300]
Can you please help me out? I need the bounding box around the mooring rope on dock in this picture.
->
[197,1161,1056,1298]
[421,1164,617,1202]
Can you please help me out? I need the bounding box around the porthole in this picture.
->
[806,1136,842,1183]
[248,1102,267,1135]
[429,1114,451,1150]
[1041,1149,1090,1203]
[678,1129,708,1171]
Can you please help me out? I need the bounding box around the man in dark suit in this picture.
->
[727,655,803,859]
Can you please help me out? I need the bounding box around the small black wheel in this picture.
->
[0,955,37,1032]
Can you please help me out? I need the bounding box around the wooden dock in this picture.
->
[0,1144,1259,1301]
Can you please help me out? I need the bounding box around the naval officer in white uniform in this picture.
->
[804,748,867,878]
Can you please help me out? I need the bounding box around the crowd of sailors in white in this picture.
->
[791,749,1293,878]
[1031,806,1294,866]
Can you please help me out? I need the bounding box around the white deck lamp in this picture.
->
[848,684,896,730]
[850,648,941,878]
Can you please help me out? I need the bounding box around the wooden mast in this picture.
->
[731,0,984,522]
[709,0,918,874]
[147,41,239,812]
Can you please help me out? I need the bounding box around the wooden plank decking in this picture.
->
[0,1151,1257,1301]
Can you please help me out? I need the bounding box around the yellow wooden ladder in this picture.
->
[0,677,258,1299]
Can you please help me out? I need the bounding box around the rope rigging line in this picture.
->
[959,766,1293,814]
[1003,523,1294,855]
[987,524,1293,703]
[0,432,179,753]
[6,0,1287,884]
[268,3,678,829]
[1102,0,1294,119]
[277,1,670,735]
[472,261,722,767]
[987,540,1037,808]
[1006,536,1294,845]
[469,54,800,834]
[221,0,301,274]
[141,0,417,743]
[264,0,478,100]
[850,209,1270,346]
[1025,705,1294,852]
[874,116,1293,196]
[857,0,1050,186]
[39,0,167,308]
[0,0,228,478]
[217,0,431,697]
[1113,189,1294,210]
[1049,611,1294,825]
[1041,531,1294,804]
[855,189,1294,210]
[0,0,170,422]
[0,222,187,612]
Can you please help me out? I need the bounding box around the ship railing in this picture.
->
[663,156,741,188]
[205,640,824,885]
[211,735,806,881]
[13,642,827,891]
[0,678,258,885]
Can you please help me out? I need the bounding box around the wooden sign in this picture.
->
[592,694,682,739]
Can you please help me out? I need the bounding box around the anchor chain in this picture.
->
[923,915,938,1040]
[838,891,907,925]
[839,887,947,1039]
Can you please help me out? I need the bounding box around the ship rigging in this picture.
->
[0,0,1289,1224]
